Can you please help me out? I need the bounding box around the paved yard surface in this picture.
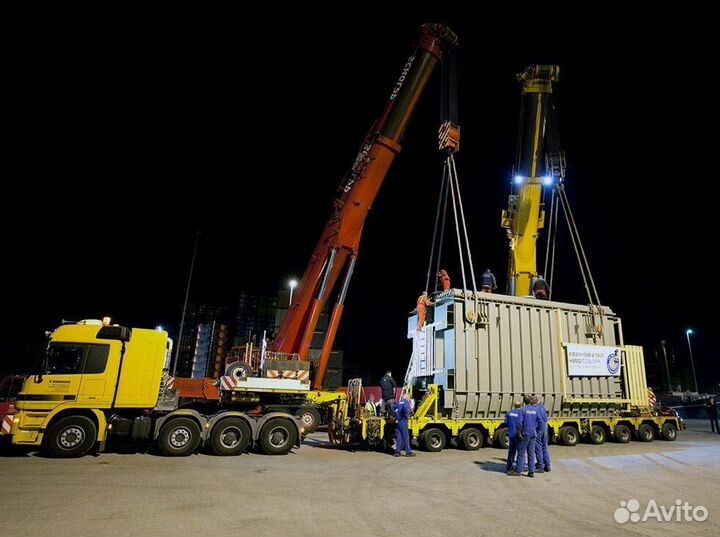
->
[1,420,718,537]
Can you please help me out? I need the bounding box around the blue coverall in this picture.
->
[534,403,551,471]
[516,406,539,475]
[504,408,524,472]
[394,399,413,455]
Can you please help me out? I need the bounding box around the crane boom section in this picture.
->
[273,25,457,389]
[502,65,559,296]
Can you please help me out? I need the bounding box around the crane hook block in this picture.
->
[439,120,461,154]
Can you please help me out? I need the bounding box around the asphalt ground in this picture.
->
[1,419,718,537]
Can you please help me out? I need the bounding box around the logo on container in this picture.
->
[607,349,620,374]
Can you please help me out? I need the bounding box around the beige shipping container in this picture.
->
[407,290,640,419]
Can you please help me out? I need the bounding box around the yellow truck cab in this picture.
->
[12,319,302,458]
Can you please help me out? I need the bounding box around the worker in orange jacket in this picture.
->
[416,292,433,330]
[438,269,451,291]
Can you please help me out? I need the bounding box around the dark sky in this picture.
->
[6,9,715,391]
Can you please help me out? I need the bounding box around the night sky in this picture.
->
[6,9,715,391]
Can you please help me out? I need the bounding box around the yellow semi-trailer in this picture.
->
[10,319,305,457]
[330,292,683,452]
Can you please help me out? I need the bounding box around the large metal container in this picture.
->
[407,290,642,418]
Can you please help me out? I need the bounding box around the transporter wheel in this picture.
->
[661,421,678,441]
[295,406,321,434]
[421,428,446,452]
[637,423,655,442]
[158,417,202,456]
[458,428,484,450]
[44,415,97,458]
[225,361,252,381]
[613,423,632,444]
[589,424,606,445]
[259,418,297,455]
[559,426,579,446]
[209,418,251,456]
[494,428,509,449]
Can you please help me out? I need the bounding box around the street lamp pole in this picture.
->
[288,279,298,307]
[686,329,699,393]
[173,231,201,376]
[660,339,672,392]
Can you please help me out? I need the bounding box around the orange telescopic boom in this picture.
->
[272,24,457,389]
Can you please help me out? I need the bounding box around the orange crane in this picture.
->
[273,24,457,389]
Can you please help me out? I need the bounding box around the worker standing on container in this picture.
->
[480,269,497,293]
[516,395,539,477]
[531,275,550,300]
[438,269,451,291]
[416,292,433,330]
[393,393,416,457]
[533,395,551,473]
[380,371,397,416]
[504,400,524,475]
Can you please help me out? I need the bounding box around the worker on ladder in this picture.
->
[416,292,434,330]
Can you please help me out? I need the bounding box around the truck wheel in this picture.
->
[158,418,201,456]
[637,423,655,442]
[589,424,606,445]
[294,406,321,434]
[559,426,579,446]
[209,418,251,456]
[458,428,484,450]
[661,422,678,441]
[225,361,252,381]
[494,428,509,449]
[421,428,446,452]
[613,423,632,443]
[259,418,297,455]
[45,415,97,458]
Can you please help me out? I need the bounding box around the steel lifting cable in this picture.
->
[446,154,478,324]
[557,186,601,307]
[547,188,561,299]
[450,155,478,293]
[543,185,556,279]
[425,163,450,293]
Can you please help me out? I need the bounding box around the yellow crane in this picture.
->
[501,65,560,296]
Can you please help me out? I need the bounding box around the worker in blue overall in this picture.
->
[516,394,539,477]
[504,400,524,475]
[393,394,416,457]
[533,395,551,473]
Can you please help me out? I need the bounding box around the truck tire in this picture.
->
[158,417,201,456]
[294,406,321,434]
[259,418,297,455]
[589,424,606,445]
[458,428,484,450]
[209,418,251,456]
[661,421,678,441]
[613,423,632,443]
[44,415,97,458]
[559,426,579,446]
[421,428,446,452]
[225,361,252,381]
[637,423,655,442]
[494,428,509,449]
